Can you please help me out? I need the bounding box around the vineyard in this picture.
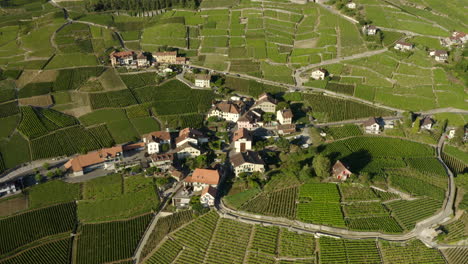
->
[143,209,458,264]
[385,198,442,230]
[379,239,445,263]
[388,170,446,201]
[441,145,468,175]
[240,187,298,218]
[140,210,194,260]
[0,101,19,118]
[0,238,71,264]
[339,185,379,201]
[303,93,394,122]
[0,202,76,255]
[53,67,105,91]
[76,213,152,264]
[120,72,158,89]
[324,124,363,140]
[87,124,115,147]
[30,126,102,160]
[89,89,138,109]
[442,248,468,264]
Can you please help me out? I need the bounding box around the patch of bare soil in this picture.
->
[0,195,28,217]
[18,94,53,107]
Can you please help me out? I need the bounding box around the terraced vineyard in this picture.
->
[379,240,445,264]
[0,238,71,264]
[0,202,76,255]
[386,198,442,230]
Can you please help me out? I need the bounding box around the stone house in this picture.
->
[311,68,327,80]
[195,74,211,88]
[231,151,265,177]
[363,117,381,134]
[233,128,253,152]
[420,116,434,130]
[430,50,448,62]
[332,160,352,181]
[277,109,293,125]
[207,101,245,122]
[252,93,277,113]
[142,131,171,154]
[237,109,265,130]
[394,41,413,51]
[362,25,378,35]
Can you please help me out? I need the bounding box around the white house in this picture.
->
[110,50,149,68]
[231,151,265,177]
[200,186,217,207]
[363,117,381,134]
[441,31,468,47]
[142,131,171,154]
[420,116,434,130]
[207,101,245,122]
[362,25,378,35]
[311,68,327,80]
[394,41,413,51]
[175,142,202,159]
[448,129,456,139]
[183,168,220,192]
[233,128,253,152]
[277,109,293,125]
[172,189,191,208]
[252,93,277,113]
[346,2,356,9]
[0,183,17,196]
[175,128,208,147]
[430,50,448,62]
[194,74,211,88]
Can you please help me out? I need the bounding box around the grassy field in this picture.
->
[27,180,81,209]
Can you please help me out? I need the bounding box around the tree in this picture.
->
[131,165,142,174]
[411,117,421,133]
[46,171,54,179]
[262,112,275,123]
[190,195,204,213]
[276,101,289,111]
[160,143,170,152]
[42,162,49,170]
[309,127,324,146]
[313,154,331,179]
[35,173,42,183]
[402,112,413,129]
[298,165,314,182]
[276,137,290,152]
[155,177,169,187]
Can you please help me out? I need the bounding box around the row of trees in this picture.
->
[84,0,200,12]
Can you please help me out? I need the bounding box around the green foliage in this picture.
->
[53,67,105,91]
[386,198,442,230]
[18,82,52,98]
[241,187,298,219]
[0,101,19,118]
[27,180,81,208]
[89,89,138,109]
[224,188,261,209]
[0,202,76,255]
[87,124,115,147]
[379,239,445,264]
[312,154,331,178]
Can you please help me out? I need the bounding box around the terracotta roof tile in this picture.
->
[184,168,220,185]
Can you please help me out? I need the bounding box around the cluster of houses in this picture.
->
[360,115,434,135]
[208,93,296,135]
[440,31,468,48]
[109,50,187,69]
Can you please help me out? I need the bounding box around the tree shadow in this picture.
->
[341,149,372,174]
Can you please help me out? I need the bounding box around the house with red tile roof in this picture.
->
[207,101,246,122]
[332,160,352,181]
[64,146,123,176]
[233,128,253,152]
[142,131,172,154]
[183,168,220,191]
[200,186,217,207]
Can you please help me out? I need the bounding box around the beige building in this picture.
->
[394,41,413,51]
[155,51,177,64]
[231,151,265,177]
[207,101,245,122]
[195,74,211,88]
[277,109,293,125]
[362,25,378,35]
[64,146,123,176]
[252,93,277,113]
[175,142,202,159]
[430,50,448,62]
[363,117,381,134]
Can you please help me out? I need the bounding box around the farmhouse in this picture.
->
[194,74,211,88]
[183,168,220,192]
[0,183,17,196]
[346,2,356,9]
[150,153,174,170]
[231,151,265,177]
[207,101,245,122]
[200,186,217,207]
[363,117,381,134]
[175,128,208,147]
[332,160,352,181]
[233,128,253,152]
[429,50,448,62]
[110,51,149,68]
[64,146,123,176]
[175,142,202,159]
[362,25,378,35]
[311,68,327,80]
[237,109,264,130]
[155,51,176,63]
[142,131,171,154]
[441,31,468,46]
[277,109,293,125]
[394,41,413,51]
[252,93,277,113]
[420,116,434,130]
